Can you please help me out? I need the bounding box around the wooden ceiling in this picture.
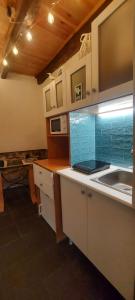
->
[0,0,110,81]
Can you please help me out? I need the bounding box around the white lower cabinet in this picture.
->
[60,176,135,300]
[40,191,55,231]
[60,177,87,256]
[33,164,54,199]
[87,190,135,300]
[33,164,55,232]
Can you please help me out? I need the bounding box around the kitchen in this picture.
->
[0,0,134,300]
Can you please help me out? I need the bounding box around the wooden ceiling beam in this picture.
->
[0,0,39,79]
[36,0,112,84]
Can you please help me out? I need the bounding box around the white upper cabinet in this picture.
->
[43,72,67,117]
[43,82,55,115]
[43,0,133,117]
[54,73,67,110]
[91,0,133,102]
[66,53,92,111]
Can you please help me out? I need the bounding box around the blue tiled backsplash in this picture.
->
[70,112,95,164]
[70,109,133,167]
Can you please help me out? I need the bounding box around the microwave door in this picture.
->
[51,118,61,133]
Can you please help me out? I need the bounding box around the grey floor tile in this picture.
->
[0,224,20,248]
[0,187,124,300]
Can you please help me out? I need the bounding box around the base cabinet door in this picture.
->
[40,191,56,232]
[60,177,87,256]
[87,189,135,300]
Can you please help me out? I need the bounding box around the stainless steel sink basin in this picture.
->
[92,170,133,196]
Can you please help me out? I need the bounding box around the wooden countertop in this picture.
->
[34,159,70,172]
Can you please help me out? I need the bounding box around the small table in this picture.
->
[0,164,39,213]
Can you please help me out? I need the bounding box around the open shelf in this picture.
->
[46,113,70,160]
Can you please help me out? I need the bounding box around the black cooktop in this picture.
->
[72,160,110,175]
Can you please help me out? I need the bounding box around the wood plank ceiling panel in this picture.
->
[0,2,11,62]
[0,0,110,78]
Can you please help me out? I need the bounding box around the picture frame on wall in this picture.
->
[74,83,83,101]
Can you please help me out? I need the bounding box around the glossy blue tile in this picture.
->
[95,111,133,167]
[124,126,133,135]
[70,112,96,165]
[70,108,133,168]
[96,136,111,147]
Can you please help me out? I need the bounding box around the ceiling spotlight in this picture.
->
[26,31,32,42]
[12,46,18,56]
[2,58,8,67]
[48,12,54,24]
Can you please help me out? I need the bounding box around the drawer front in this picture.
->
[33,164,53,185]
[40,191,56,232]
[39,181,54,199]
[33,164,54,199]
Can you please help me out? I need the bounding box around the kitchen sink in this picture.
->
[92,170,133,196]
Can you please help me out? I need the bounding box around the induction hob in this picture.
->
[72,160,110,175]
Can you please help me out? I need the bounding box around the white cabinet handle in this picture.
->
[81,190,85,195]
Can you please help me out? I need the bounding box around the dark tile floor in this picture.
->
[0,186,124,300]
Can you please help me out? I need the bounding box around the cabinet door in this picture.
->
[43,82,57,115]
[54,73,66,109]
[43,75,67,117]
[60,177,87,256]
[66,53,92,110]
[87,189,135,300]
[92,0,133,101]
[40,191,56,232]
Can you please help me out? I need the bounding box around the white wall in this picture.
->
[0,74,47,153]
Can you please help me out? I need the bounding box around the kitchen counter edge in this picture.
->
[34,159,70,172]
[57,166,134,210]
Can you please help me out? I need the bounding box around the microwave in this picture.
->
[50,115,68,134]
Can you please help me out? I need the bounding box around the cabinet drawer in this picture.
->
[39,181,54,199]
[33,164,53,184]
[33,164,54,199]
[40,191,56,232]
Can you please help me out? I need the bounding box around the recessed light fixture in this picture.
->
[26,31,32,42]
[12,45,19,56]
[48,12,54,24]
[2,58,8,66]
